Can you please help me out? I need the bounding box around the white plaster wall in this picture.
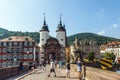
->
[56,31,66,47]
[39,31,49,47]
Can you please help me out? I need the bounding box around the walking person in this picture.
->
[48,59,56,77]
[43,60,46,71]
[77,58,83,80]
[55,60,58,68]
[18,62,23,74]
[59,59,62,69]
[66,61,70,78]
[29,62,33,71]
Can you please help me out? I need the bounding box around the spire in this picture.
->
[43,13,46,25]
[59,13,62,26]
[40,13,49,32]
[56,13,66,32]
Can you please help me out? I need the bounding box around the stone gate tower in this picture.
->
[38,15,67,62]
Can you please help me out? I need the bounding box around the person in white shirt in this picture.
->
[48,59,56,77]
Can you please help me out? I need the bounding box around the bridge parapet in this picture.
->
[71,64,120,80]
[0,65,29,80]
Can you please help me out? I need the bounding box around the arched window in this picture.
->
[24,42,28,46]
[29,54,33,59]
[29,48,33,52]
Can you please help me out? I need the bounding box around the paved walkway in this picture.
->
[6,65,79,80]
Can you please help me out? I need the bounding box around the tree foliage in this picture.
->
[88,52,95,62]
[67,33,120,45]
[103,52,116,61]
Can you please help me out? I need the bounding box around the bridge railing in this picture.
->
[71,64,120,80]
[0,65,29,80]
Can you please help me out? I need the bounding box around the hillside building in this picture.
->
[70,37,100,61]
[100,41,120,63]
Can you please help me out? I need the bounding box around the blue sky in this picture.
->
[0,0,120,38]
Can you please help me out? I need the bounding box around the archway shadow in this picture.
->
[56,76,78,79]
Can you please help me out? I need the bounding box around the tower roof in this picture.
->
[56,14,66,32]
[40,13,49,32]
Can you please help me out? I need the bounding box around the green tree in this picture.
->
[103,52,110,58]
[103,52,115,60]
[88,52,95,62]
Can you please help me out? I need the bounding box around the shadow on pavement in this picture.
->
[32,71,47,74]
[69,77,78,79]
[56,76,66,78]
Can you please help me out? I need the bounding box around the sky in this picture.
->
[0,0,120,38]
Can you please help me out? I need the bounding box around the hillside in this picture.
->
[0,27,39,43]
[0,28,9,36]
[67,33,120,45]
[0,27,120,45]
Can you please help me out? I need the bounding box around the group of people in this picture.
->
[18,58,84,80]
[29,62,36,71]
[47,58,84,80]
[18,61,37,74]
[66,58,84,80]
[39,60,46,70]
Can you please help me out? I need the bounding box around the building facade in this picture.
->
[38,16,67,62]
[70,37,100,61]
[0,36,39,68]
[100,41,120,62]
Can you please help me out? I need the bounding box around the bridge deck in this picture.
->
[6,65,83,80]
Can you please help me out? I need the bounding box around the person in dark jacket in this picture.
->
[66,61,70,78]
[18,62,23,74]
[29,62,33,71]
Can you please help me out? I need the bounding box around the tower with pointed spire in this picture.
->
[39,13,49,47]
[56,14,66,47]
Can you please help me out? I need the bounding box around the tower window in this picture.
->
[41,57,44,59]
[42,39,44,41]
[61,39,63,41]
[41,52,44,54]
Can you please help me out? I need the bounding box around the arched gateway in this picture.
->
[43,37,61,62]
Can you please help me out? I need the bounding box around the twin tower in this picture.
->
[38,15,67,62]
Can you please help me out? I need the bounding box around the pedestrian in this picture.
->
[33,62,36,69]
[29,62,33,71]
[66,61,70,78]
[55,60,58,68]
[18,62,23,74]
[77,58,83,80]
[43,60,46,71]
[48,59,56,77]
[59,59,62,69]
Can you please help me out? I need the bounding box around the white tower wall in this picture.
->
[56,31,66,47]
[39,31,49,62]
[39,31,49,47]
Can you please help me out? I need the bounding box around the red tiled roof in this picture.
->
[0,36,34,42]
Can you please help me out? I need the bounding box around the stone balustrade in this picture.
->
[71,64,120,80]
[0,65,29,80]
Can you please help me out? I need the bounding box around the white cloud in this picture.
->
[97,30,105,35]
[112,24,118,28]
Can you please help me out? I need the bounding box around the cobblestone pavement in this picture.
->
[19,65,79,80]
